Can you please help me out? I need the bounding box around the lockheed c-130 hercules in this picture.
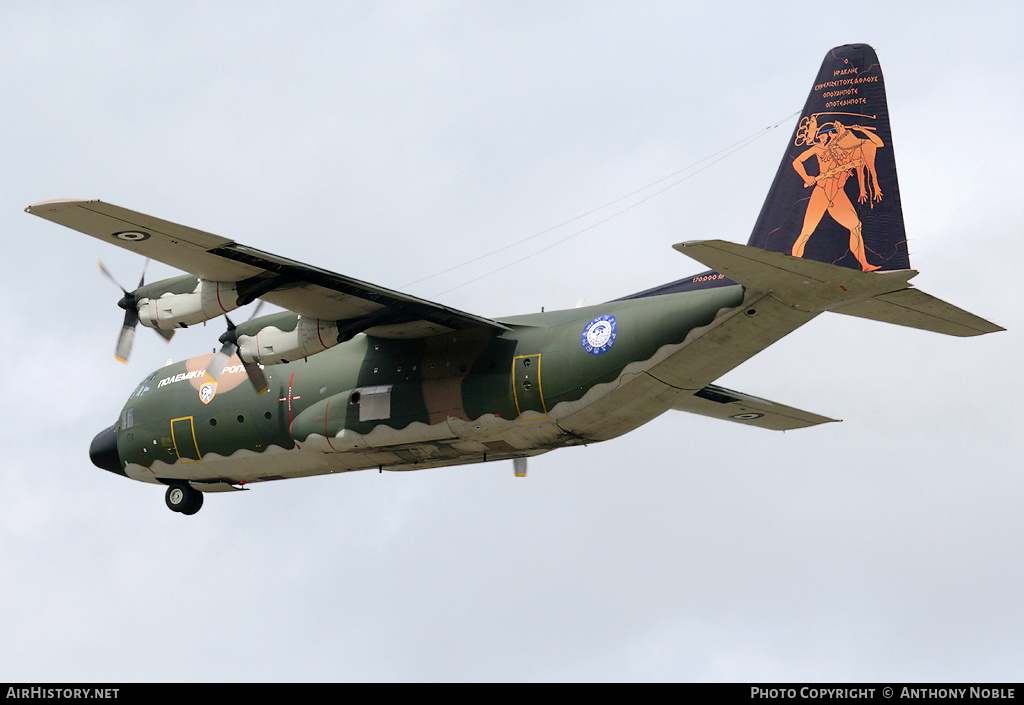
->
[28,44,1002,515]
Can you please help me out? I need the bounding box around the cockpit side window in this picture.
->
[130,372,157,399]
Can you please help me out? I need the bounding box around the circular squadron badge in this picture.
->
[581,314,617,355]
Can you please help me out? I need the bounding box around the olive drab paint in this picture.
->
[28,45,1002,515]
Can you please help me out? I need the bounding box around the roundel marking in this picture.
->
[730,412,764,420]
[581,314,617,355]
[112,230,151,242]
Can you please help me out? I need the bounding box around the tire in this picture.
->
[181,488,204,515]
[165,483,203,514]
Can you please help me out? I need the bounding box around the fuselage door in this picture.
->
[513,354,548,421]
[170,416,202,464]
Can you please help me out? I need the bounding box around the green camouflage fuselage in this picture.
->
[110,284,745,486]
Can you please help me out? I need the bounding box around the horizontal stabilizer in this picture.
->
[833,289,1005,336]
[674,240,1003,337]
[672,384,838,431]
[674,239,916,311]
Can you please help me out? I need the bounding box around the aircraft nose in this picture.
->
[89,425,126,476]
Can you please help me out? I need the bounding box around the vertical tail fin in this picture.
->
[748,44,909,272]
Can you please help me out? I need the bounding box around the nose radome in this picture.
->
[89,425,126,476]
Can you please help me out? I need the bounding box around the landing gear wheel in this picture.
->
[165,483,204,515]
[180,488,203,515]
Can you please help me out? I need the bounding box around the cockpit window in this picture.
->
[130,372,157,399]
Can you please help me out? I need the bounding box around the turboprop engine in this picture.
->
[134,275,242,330]
[98,265,247,363]
[235,311,343,365]
[202,311,348,395]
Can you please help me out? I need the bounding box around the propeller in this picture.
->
[514,457,528,477]
[205,302,269,395]
[98,260,173,363]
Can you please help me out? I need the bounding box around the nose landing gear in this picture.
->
[165,483,204,515]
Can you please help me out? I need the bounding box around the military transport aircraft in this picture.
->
[27,44,1002,515]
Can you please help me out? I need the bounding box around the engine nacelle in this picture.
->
[237,313,341,365]
[135,275,242,330]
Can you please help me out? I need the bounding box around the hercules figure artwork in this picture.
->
[790,114,886,271]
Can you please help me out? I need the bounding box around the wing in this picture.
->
[26,199,508,338]
[672,384,839,431]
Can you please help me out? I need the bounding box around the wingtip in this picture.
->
[26,198,98,213]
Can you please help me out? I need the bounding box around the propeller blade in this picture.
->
[100,260,169,363]
[98,260,127,293]
[239,302,270,394]
[205,344,236,383]
[115,323,136,364]
[205,307,270,394]
[137,258,149,288]
[249,299,265,320]
[114,301,139,363]
[206,313,238,383]
[514,457,528,477]
[243,360,269,395]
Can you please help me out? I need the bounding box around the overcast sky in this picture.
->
[2,0,1021,682]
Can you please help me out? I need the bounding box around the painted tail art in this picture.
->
[748,43,908,272]
[676,44,1003,338]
